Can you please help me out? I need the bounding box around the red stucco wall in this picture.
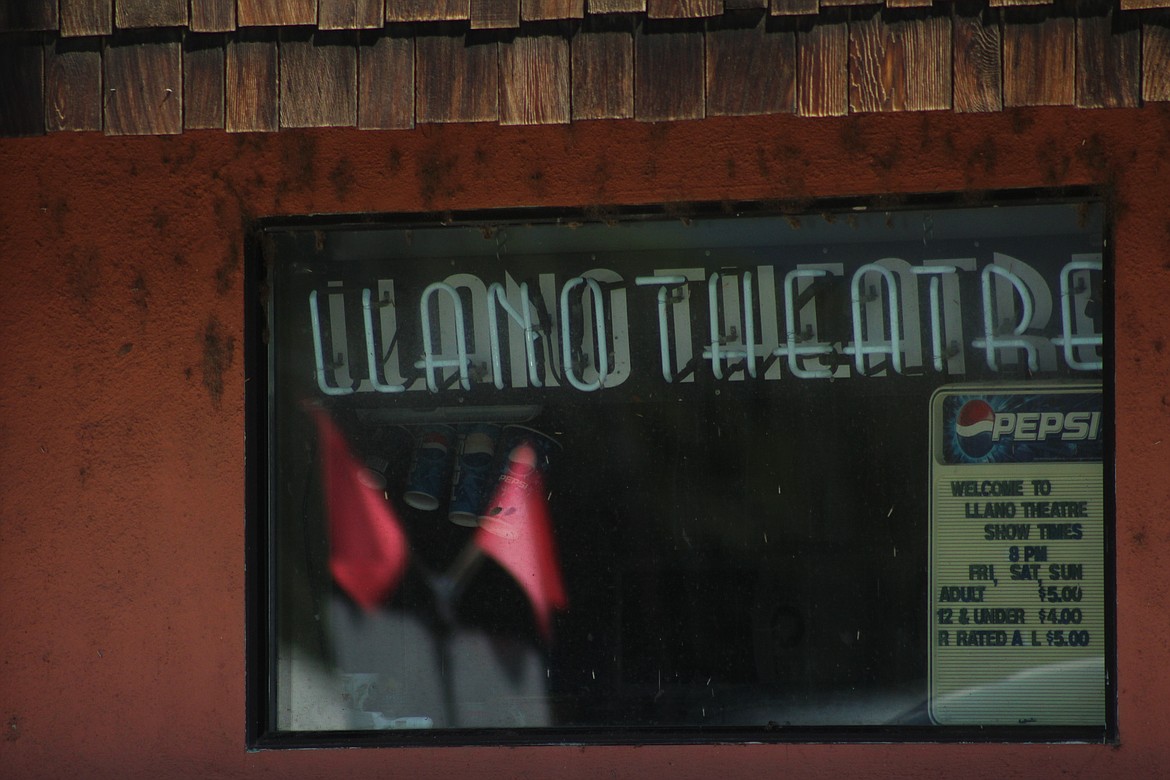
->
[1,107,1168,777]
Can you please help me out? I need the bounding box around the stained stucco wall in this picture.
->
[1,107,1168,777]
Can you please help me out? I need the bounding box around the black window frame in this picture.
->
[245,189,1117,749]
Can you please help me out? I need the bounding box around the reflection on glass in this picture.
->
[265,203,1109,737]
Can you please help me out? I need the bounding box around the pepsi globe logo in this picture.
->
[956,399,996,459]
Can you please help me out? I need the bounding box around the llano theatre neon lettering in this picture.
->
[308,254,1103,396]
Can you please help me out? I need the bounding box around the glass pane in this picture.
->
[262,201,1108,738]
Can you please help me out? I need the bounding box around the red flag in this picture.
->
[312,409,409,611]
[474,442,568,639]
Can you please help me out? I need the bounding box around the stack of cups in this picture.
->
[403,424,456,511]
[402,422,561,527]
[448,423,501,527]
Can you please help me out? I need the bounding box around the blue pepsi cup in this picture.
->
[448,423,500,527]
[403,424,455,511]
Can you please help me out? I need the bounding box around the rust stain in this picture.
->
[591,160,611,199]
[417,146,462,207]
[1009,109,1035,135]
[66,248,101,307]
[215,248,238,297]
[839,117,865,157]
[965,136,997,178]
[151,206,170,233]
[274,135,318,203]
[329,158,356,201]
[1074,133,1109,174]
[41,195,69,231]
[1131,526,1148,547]
[1036,140,1070,185]
[159,138,199,172]
[131,271,149,310]
[528,167,547,196]
[755,147,770,178]
[874,136,901,173]
[201,317,235,407]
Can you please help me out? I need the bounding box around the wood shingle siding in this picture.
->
[1,1,1169,136]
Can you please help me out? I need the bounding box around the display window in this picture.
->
[251,196,1111,745]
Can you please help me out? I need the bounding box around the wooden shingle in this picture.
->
[115,0,187,29]
[184,34,226,129]
[1003,8,1075,106]
[523,1,586,19]
[238,0,318,26]
[320,0,386,28]
[797,15,847,115]
[45,36,103,131]
[588,0,646,10]
[386,0,470,21]
[571,16,634,119]
[190,0,237,32]
[1075,6,1140,108]
[226,30,279,131]
[103,35,183,135]
[771,0,819,15]
[60,0,113,37]
[500,31,571,123]
[849,9,951,113]
[472,0,521,27]
[636,18,705,120]
[953,1,1002,112]
[0,0,57,31]
[358,27,415,128]
[1143,15,1170,101]
[647,0,724,17]
[706,11,796,116]
[280,31,358,127]
[416,30,499,122]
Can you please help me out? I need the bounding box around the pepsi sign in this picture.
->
[944,392,1103,464]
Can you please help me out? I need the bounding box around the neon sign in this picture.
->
[307,254,1103,397]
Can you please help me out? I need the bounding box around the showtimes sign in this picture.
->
[929,385,1105,725]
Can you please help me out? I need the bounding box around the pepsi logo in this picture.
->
[956,399,996,459]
